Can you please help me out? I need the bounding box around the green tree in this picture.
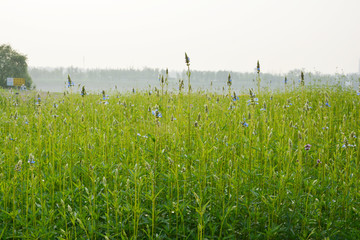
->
[0,44,32,88]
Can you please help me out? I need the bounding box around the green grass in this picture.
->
[0,83,360,239]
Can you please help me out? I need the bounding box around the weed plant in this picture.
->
[0,76,360,239]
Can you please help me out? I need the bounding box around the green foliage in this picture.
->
[0,44,32,88]
[0,83,360,239]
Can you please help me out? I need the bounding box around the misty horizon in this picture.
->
[2,0,360,75]
[28,65,360,93]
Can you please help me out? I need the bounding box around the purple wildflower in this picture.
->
[152,109,162,118]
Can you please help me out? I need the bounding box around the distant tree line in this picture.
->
[28,66,359,92]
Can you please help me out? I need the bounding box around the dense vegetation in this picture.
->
[0,44,32,89]
[1,77,360,239]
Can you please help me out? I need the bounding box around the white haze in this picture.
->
[1,0,360,74]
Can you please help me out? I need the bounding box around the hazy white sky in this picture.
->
[1,0,360,74]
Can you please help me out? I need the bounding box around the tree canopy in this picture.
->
[0,44,32,88]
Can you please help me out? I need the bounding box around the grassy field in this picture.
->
[0,80,360,239]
